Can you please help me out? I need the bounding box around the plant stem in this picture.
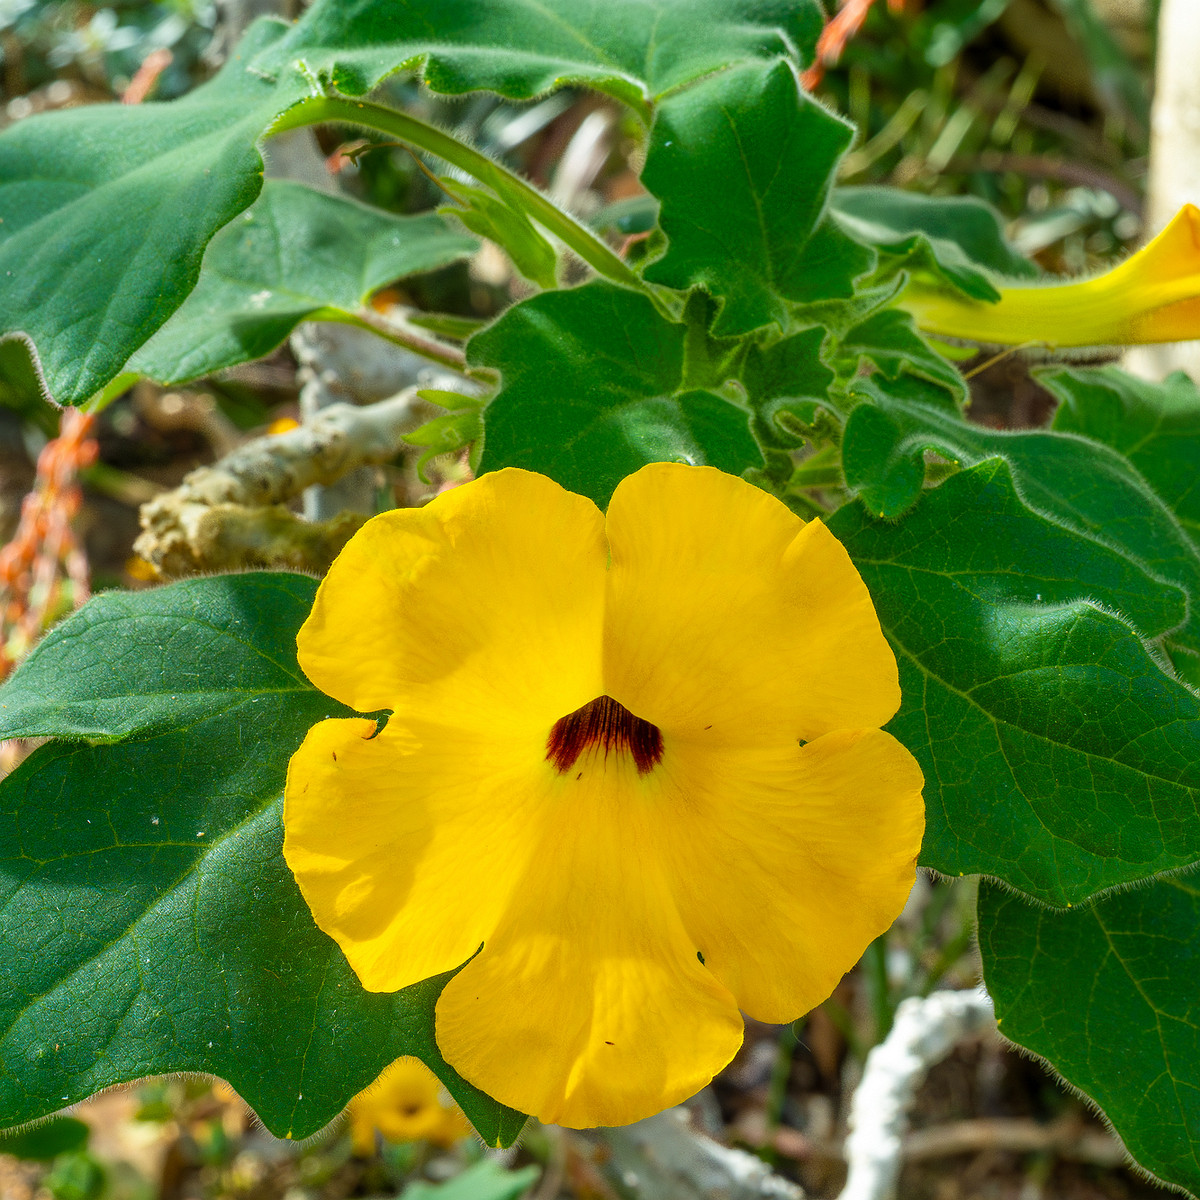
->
[270,95,650,298]
[328,307,470,373]
[759,1021,800,1168]
[864,934,895,1044]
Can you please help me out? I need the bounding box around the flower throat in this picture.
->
[546,695,663,776]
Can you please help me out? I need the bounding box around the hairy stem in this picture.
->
[271,95,653,300]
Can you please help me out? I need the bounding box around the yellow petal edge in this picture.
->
[284,464,925,1129]
[902,204,1200,348]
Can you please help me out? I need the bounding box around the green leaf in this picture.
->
[130,180,477,385]
[0,339,57,434]
[251,0,824,117]
[405,409,485,480]
[837,309,967,402]
[741,326,835,450]
[406,1161,540,1200]
[831,186,1037,301]
[841,376,1200,680]
[830,461,1200,906]
[1044,366,1200,545]
[0,575,524,1146]
[0,1117,89,1162]
[438,178,557,290]
[979,874,1200,1195]
[0,19,307,406]
[642,61,866,335]
[471,281,762,505]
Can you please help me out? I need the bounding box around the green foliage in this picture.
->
[830,461,1200,907]
[252,0,824,116]
[406,1160,540,1200]
[4,0,1200,1190]
[980,875,1200,1195]
[0,1117,89,1162]
[472,282,761,506]
[0,18,304,406]
[841,375,1200,684]
[0,576,523,1146]
[643,61,868,334]
[438,179,556,289]
[131,180,478,385]
[831,186,1039,300]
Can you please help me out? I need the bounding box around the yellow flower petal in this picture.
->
[348,1056,469,1152]
[434,751,744,1129]
[296,468,607,732]
[658,728,925,1022]
[284,716,547,992]
[901,204,1200,348]
[603,463,901,743]
[285,463,926,1129]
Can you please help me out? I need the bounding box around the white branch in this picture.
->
[839,989,996,1200]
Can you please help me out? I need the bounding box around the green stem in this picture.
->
[271,96,650,298]
[323,307,470,373]
[758,1021,800,1168]
[864,934,895,1044]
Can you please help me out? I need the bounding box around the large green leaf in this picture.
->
[471,281,762,505]
[830,461,1200,906]
[831,187,1037,301]
[0,19,306,407]
[642,60,869,335]
[841,376,1200,682]
[980,875,1200,1195]
[1045,366,1200,544]
[130,180,477,385]
[251,0,824,116]
[0,575,524,1146]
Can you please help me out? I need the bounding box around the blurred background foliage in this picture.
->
[0,1,1180,1198]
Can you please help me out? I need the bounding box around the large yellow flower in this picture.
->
[283,464,924,1130]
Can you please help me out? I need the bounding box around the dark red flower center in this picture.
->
[546,695,663,776]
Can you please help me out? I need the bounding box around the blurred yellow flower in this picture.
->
[902,204,1200,348]
[347,1057,469,1154]
[284,464,924,1129]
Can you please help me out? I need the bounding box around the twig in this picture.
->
[839,989,996,1200]
[588,1107,804,1200]
[134,389,429,577]
[904,1115,1126,1167]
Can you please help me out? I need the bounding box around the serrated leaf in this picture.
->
[830,461,1200,906]
[251,0,824,116]
[0,19,307,406]
[471,281,762,505]
[841,376,1200,681]
[0,575,523,1146]
[642,60,863,335]
[837,308,967,402]
[831,186,1037,301]
[130,180,477,385]
[979,875,1200,1195]
[439,178,557,290]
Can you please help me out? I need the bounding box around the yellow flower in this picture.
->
[901,204,1200,348]
[347,1056,470,1154]
[283,464,925,1129]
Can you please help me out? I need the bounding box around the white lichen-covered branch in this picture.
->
[134,389,428,577]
